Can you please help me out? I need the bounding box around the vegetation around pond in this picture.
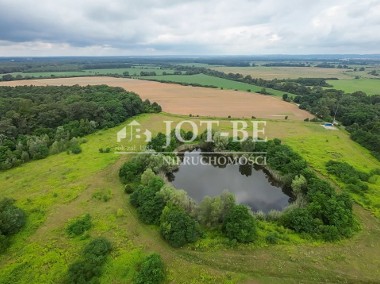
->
[120,132,357,246]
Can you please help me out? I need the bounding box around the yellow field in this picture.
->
[210,66,358,79]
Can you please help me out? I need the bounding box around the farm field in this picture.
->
[9,66,176,78]
[1,113,380,283]
[142,73,288,97]
[209,66,356,79]
[0,77,310,120]
[326,78,380,95]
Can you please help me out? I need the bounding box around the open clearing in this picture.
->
[0,77,311,120]
[326,78,380,95]
[1,113,380,283]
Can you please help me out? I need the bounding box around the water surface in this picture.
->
[170,150,291,212]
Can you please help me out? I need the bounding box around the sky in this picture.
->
[0,0,379,56]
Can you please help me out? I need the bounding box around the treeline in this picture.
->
[293,89,380,159]
[119,133,356,245]
[0,85,161,170]
[172,65,379,160]
[262,63,310,67]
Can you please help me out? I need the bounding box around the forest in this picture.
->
[0,85,161,170]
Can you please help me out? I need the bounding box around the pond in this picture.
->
[169,150,292,213]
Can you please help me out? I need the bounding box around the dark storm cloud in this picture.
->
[0,0,379,56]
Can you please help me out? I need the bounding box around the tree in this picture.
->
[134,253,165,284]
[119,159,146,184]
[280,207,317,234]
[197,192,235,228]
[223,205,257,243]
[158,185,196,215]
[160,206,202,247]
[291,175,307,196]
[0,198,26,236]
[130,171,165,225]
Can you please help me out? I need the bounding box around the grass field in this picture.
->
[326,78,380,95]
[143,73,289,97]
[1,113,380,283]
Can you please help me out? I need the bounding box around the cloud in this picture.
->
[0,0,379,55]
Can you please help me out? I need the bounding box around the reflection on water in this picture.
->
[169,150,291,213]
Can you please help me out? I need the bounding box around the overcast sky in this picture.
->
[0,0,379,56]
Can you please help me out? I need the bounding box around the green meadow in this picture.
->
[326,78,380,95]
[1,113,380,283]
[143,73,289,97]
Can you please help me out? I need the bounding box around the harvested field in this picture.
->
[0,77,312,120]
[210,66,354,79]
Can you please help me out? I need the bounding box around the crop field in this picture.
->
[9,66,177,78]
[1,113,380,283]
[209,66,356,79]
[326,78,380,95]
[0,77,310,120]
[142,73,288,97]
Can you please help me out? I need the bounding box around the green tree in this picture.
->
[223,205,257,243]
[0,198,26,236]
[160,206,202,248]
[134,253,165,284]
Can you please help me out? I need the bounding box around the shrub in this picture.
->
[124,184,135,194]
[66,214,92,237]
[0,198,26,236]
[66,238,112,284]
[134,253,166,284]
[130,174,166,225]
[280,208,317,234]
[266,232,280,244]
[83,238,112,260]
[66,259,102,284]
[70,144,82,154]
[119,159,146,184]
[222,205,257,243]
[160,206,202,248]
[326,160,369,183]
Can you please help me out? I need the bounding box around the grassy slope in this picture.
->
[142,74,289,97]
[0,113,380,283]
[326,78,380,95]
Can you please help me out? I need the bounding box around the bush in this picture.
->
[0,198,26,236]
[70,144,82,154]
[124,184,135,194]
[326,160,369,183]
[66,238,112,284]
[119,159,146,184]
[66,214,92,237]
[130,174,166,225]
[134,253,166,284]
[83,238,112,260]
[222,205,257,243]
[266,232,280,244]
[160,206,202,248]
[280,208,317,234]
